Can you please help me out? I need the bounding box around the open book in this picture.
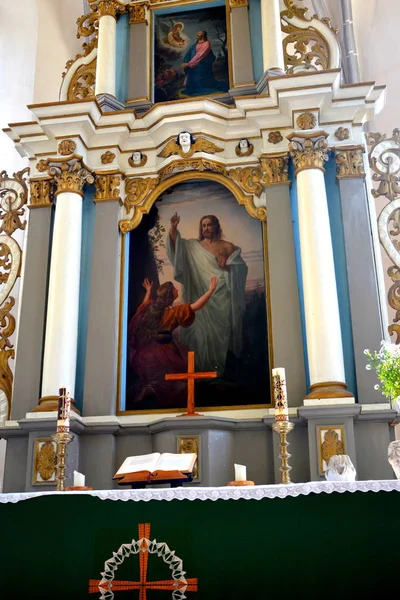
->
[113,452,197,484]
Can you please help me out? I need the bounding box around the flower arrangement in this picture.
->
[364,341,400,404]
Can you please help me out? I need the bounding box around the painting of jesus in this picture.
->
[123,180,271,413]
[154,6,230,102]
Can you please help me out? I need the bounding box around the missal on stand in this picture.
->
[113,452,197,486]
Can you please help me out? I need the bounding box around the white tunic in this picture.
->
[166,231,248,373]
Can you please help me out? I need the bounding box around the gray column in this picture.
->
[229,5,255,93]
[83,201,120,416]
[11,207,52,419]
[127,20,151,111]
[337,168,384,403]
[265,184,306,406]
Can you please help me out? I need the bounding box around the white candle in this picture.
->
[234,464,247,481]
[73,470,85,487]
[272,367,289,421]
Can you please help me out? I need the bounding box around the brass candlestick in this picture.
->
[51,432,74,491]
[272,421,295,484]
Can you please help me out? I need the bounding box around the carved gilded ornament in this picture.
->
[58,140,77,156]
[229,0,248,8]
[29,179,53,208]
[67,57,97,101]
[124,177,160,213]
[128,153,148,168]
[281,1,335,75]
[335,148,365,179]
[229,155,289,196]
[37,156,94,197]
[101,151,116,164]
[62,9,98,80]
[128,3,148,24]
[335,127,350,142]
[159,159,226,182]
[95,174,122,201]
[89,0,127,18]
[235,140,254,157]
[0,168,29,420]
[36,441,56,481]
[288,133,329,173]
[367,129,400,203]
[296,112,317,130]
[157,137,223,160]
[268,131,283,145]
[321,429,345,473]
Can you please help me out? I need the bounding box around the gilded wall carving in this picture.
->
[288,133,329,172]
[29,179,53,208]
[157,138,223,160]
[67,57,97,101]
[58,140,77,156]
[335,148,365,179]
[0,168,29,420]
[95,174,122,201]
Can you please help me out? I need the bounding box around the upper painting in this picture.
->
[154,6,230,103]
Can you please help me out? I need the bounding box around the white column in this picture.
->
[41,192,83,400]
[95,14,117,97]
[289,133,353,400]
[261,0,285,74]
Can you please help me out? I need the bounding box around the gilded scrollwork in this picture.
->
[0,168,29,420]
[228,166,264,197]
[95,174,122,201]
[125,177,160,213]
[29,179,53,208]
[128,3,148,24]
[36,441,56,482]
[159,158,226,181]
[229,0,248,8]
[77,11,99,38]
[335,147,365,179]
[67,57,97,101]
[367,129,400,202]
[260,154,290,186]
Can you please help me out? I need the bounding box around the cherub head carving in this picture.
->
[128,151,147,168]
[235,138,254,157]
[177,131,195,154]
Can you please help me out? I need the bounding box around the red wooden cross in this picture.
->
[165,351,217,416]
[89,523,198,599]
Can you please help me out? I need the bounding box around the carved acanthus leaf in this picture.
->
[335,148,365,179]
[77,11,99,38]
[125,177,160,213]
[95,174,121,200]
[228,167,264,197]
[39,157,94,196]
[67,57,96,101]
[159,159,226,182]
[367,129,400,202]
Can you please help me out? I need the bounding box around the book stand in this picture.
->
[115,469,194,489]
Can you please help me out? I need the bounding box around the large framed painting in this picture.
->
[121,179,272,414]
[153,5,230,103]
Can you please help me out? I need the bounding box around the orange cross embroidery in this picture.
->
[89,523,198,598]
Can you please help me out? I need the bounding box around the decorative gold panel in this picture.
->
[33,439,57,485]
[177,435,200,481]
[317,425,346,475]
[335,147,365,179]
[67,57,97,101]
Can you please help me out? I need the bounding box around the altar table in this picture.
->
[1,480,399,599]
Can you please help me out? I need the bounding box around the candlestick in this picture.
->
[272,367,288,421]
[271,420,295,484]
[234,464,247,481]
[51,431,74,491]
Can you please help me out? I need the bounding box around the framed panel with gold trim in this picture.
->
[317,425,346,475]
[119,178,272,414]
[32,438,57,485]
[177,435,201,481]
[153,3,230,103]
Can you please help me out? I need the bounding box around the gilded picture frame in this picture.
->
[317,425,346,475]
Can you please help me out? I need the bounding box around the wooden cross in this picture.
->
[165,351,217,416]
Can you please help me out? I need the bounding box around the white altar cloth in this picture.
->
[1,479,399,504]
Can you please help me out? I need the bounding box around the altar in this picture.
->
[1,480,399,598]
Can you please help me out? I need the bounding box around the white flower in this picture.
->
[366,364,372,370]
[374,384,380,390]
[363,349,369,355]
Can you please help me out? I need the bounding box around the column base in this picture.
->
[33,395,81,415]
[125,98,153,115]
[95,93,126,113]
[229,83,257,98]
[306,381,354,400]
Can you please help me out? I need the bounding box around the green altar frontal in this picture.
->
[1,481,399,599]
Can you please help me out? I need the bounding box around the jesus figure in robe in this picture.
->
[166,212,248,375]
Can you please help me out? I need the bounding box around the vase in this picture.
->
[388,441,400,479]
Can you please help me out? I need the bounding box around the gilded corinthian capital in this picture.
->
[90,0,126,18]
[37,156,94,197]
[287,132,329,175]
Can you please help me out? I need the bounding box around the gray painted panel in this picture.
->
[234,429,272,484]
[128,23,149,101]
[265,185,306,404]
[354,421,394,480]
[11,208,52,419]
[338,178,384,403]
[230,7,254,85]
[79,434,117,489]
[2,437,28,492]
[83,202,120,416]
